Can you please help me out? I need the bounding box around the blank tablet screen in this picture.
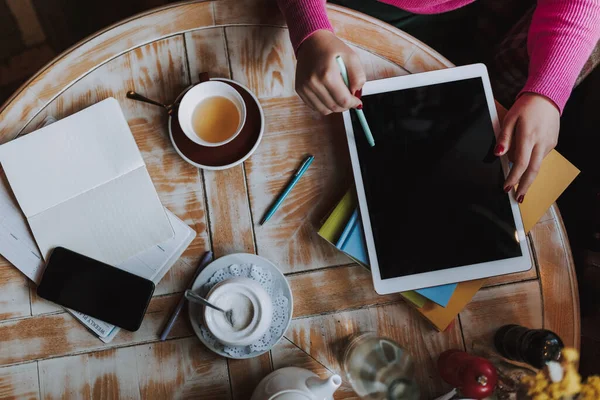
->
[351,77,522,280]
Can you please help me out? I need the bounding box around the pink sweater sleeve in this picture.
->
[521,0,600,113]
[276,0,333,52]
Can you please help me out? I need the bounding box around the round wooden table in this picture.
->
[0,1,579,399]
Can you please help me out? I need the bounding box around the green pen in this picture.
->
[260,155,315,225]
[335,56,375,147]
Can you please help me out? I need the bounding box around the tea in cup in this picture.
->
[178,81,247,147]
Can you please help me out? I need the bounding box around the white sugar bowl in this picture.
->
[203,277,272,347]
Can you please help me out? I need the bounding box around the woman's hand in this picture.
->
[295,30,366,114]
[494,93,560,202]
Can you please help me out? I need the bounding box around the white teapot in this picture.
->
[250,367,342,400]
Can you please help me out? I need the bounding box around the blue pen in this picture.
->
[260,155,315,225]
[335,56,375,147]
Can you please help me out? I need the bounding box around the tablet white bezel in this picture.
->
[342,63,532,294]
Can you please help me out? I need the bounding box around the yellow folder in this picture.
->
[417,149,579,331]
[319,149,579,330]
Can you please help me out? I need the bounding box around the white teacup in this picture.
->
[178,81,247,147]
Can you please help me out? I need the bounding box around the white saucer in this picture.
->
[188,253,293,359]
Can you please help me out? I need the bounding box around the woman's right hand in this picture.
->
[295,30,366,115]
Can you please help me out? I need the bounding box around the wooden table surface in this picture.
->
[0,1,580,399]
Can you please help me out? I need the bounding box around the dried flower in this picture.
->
[520,347,597,399]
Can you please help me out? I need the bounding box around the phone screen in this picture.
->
[37,247,155,331]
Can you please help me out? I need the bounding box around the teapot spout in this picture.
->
[305,374,342,399]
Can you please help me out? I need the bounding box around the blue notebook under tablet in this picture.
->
[336,209,457,307]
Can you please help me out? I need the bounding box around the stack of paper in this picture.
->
[0,101,197,342]
[0,98,174,265]
[0,173,195,341]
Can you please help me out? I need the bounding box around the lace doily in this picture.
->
[196,263,290,358]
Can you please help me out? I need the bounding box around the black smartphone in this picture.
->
[37,247,155,331]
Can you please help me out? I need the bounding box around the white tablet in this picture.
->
[342,64,532,294]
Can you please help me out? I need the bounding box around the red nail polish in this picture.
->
[517,195,524,203]
[504,185,512,193]
[355,89,362,99]
[494,144,505,155]
[356,104,363,110]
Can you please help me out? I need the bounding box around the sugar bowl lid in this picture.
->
[204,277,272,347]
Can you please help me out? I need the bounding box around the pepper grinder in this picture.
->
[494,324,564,369]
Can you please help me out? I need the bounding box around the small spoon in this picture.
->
[126,91,176,114]
[184,290,234,327]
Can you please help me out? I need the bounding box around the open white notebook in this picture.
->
[0,168,196,342]
[0,98,174,265]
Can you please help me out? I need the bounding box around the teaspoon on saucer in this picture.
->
[184,289,234,327]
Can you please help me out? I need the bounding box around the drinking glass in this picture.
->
[343,332,420,400]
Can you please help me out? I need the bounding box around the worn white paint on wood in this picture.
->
[533,207,580,348]
[272,339,357,399]
[0,262,30,322]
[185,27,231,82]
[285,308,376,375]
[0,294,193,366]
[38,337,230,399]
[0,2,215,141]
[286,303,462,399]
[459,280,543,351]
[288,264,404,317]
[29,282,62,316]
[0,3,579,397]
[39,347,140,399]
[228,354,274,400]
[351,45,410,80]
[245,95,351,273]
[373,303,462,398]
[226,26,296,99]
[202,165,256,259]
[0,362,39,400]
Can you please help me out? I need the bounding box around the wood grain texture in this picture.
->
[185,27,231,82]
[226,26,296,99]
[289,265,404,318]
[29,281,62,316]
[228,354,273,400]
[0,362,39,400]
[329,6,419,69]
[0,261,30,322]
[271,339,357,399]
[459,281,543,351]
[38,337,230,400]
[214,0,286,26]
[203,166,256,258]
[351,45,410,80]
[373,303,463,399]
[246,96,350,273]
[532,206,580,348]
[0,294,193,367]
[285,308,376,375]
[0,2,579,397]
[285,303,462,399]
[0,2,215,141]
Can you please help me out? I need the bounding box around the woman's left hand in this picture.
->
[494,93,560,203]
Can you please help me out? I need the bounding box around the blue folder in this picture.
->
[336,209,457,307]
